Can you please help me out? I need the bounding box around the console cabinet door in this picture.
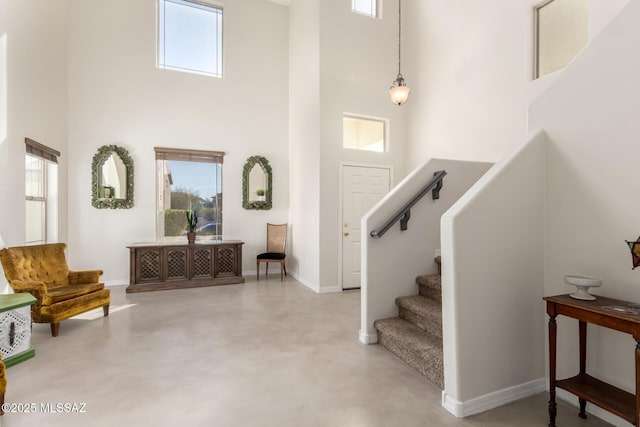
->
[164,247,189,282]
[191,246,215,280]
[214,245,239,278]
[136,247,163,283]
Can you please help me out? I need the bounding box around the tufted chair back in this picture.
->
[0,243,70,288]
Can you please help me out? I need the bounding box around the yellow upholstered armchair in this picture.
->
[0,243,110,337]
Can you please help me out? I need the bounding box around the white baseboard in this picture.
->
[104,279,129,287]
[442,378,546,418]
[359,329,378,344]
[286,272,343,294]
[288,271,319,293]
[556,388,633,427]
[319,286,342,294]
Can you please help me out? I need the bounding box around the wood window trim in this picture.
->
[25,138,60,163]
[154,147,224,164]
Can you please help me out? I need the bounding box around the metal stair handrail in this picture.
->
[370,170,447,239]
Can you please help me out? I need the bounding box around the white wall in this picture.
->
[316,0,407,291]
[288,0,321,289]
[530,2,640,425]
[441,133,546,416]
[404,0,629,169]
[66,0,289,282]
[288,0,408,292]
[361,158,491,343]
[0,0,69,290]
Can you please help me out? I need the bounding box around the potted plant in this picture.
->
[256,188,265,201]
[186,210,198,244]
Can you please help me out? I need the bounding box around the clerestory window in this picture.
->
[534,0,588,79]
[158,0,223,77]
[352,0,378,18]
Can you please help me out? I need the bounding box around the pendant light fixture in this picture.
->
[389,0,410,105]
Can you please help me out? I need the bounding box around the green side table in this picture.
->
[0,294,36,367]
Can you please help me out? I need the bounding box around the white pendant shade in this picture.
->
[389,84,410,106]
[389,0,409,106]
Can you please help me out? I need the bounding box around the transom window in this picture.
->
[343,115,386,153]
[158,0,223,77]
[25,138,59,245]
[155,147,224,241]
[352,0,378,18]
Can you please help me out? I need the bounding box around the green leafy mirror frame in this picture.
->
[92,145,134,209]
[242,156,272,210]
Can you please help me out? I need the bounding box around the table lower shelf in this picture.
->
[557,373,635,424]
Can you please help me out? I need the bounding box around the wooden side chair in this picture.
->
[256,223,287,281]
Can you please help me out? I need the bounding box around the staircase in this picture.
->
[373,257,444,389]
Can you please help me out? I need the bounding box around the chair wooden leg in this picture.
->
[103,305,109,317]
[283,263,287,277]
[266,262,268,276]
[256,260,260,281]
[280,261,284,281]
[51,322,60,337]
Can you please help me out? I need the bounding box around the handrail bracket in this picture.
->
[432,176,443,200]
[400,209,411,231]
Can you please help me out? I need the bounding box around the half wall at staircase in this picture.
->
[440,133,546,417]
[361,158,492,345]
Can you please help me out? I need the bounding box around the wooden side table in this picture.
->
[0,293,36,367]
[544,294,640,426]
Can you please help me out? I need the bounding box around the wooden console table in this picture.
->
[544,294,640,426]
[127,241,244,293]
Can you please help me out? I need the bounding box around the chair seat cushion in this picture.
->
[257,252,286,260]
[43,282,105,305]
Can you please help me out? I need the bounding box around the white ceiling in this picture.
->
[265,0,291,6]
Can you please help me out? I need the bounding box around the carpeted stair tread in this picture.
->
[396,295,442,317]
[374,317,444,389]
[416,274,441,300]
[396,295,442,338]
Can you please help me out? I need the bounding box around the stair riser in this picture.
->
[399,307,442,339]
[377,330,444,389]
[418,284,441,302]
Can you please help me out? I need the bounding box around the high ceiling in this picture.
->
[266,0,291,6]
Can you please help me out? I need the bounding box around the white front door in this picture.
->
[341,165,391,289]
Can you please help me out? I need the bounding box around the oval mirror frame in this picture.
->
[92,145,134,209]
[242,156,272,210]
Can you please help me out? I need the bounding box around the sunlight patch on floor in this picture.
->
[72,304,137,320]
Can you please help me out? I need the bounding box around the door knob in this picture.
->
[344,232,349,237]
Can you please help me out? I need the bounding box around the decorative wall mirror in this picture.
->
[242,156,272,210]
[92,145,134,209]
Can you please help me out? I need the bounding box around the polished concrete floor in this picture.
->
[2,276,611,426]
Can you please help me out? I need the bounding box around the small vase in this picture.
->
[187,232,196,244]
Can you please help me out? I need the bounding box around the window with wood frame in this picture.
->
[155,147,224,241]
[25,138,60,245]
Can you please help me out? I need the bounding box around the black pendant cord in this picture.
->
[397,0,402,78]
